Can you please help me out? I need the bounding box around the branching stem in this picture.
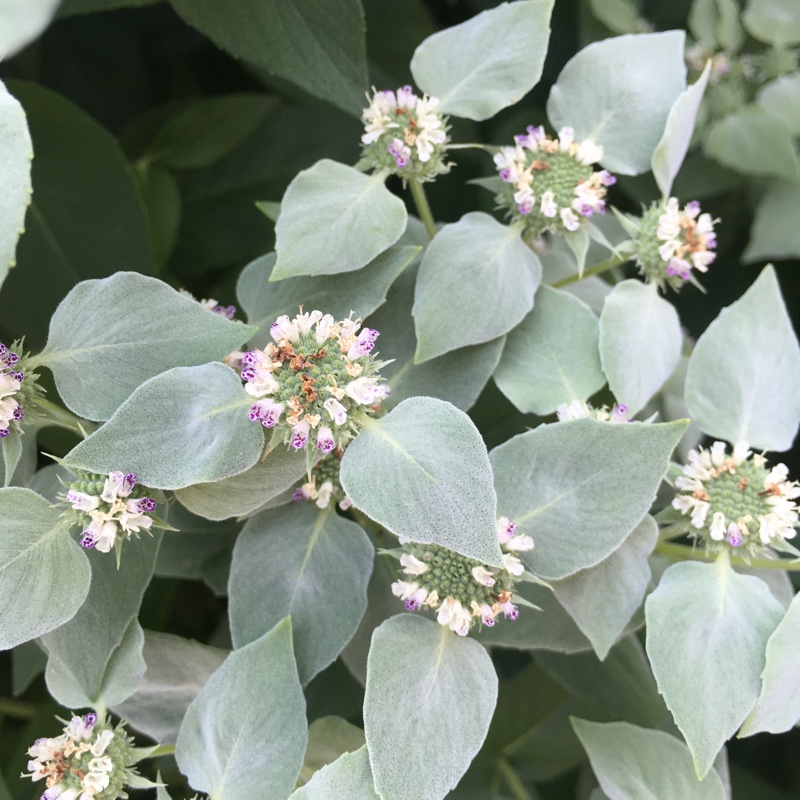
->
[551,253,629,288]
[655,540,800,571]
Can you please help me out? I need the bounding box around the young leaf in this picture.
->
[272,160,407,280]
[412,212,541,362]
[340,397,502,566]
[63,363,264,490]
[490,418,687,579]
[645,558,784,777]
[410,0,554,121]
[364,615,497,800]
[599,279,683,416]
[292,746,378,799]
[743,181,800,263]
[175,617,307,800]
[685,265,800,451]
[494,284,605,415]
[229,504,374,684]
[0,488,90,649]
[742,0,800,46]
[547,31,687,175]
[572,718,726,800]
[38,272,257,421]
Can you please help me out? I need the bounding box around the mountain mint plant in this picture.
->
[2,3,800,800]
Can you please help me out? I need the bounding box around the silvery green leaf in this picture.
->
[490,418,687,579]
[38,272,257,421]
[237,247,418,348]
[689,0,718,46]
[0,0,60,59]
[229,504,374,684]
[738,565,794,610]
[0,80,32,290]
[599,279,683,416]
[588,0,640,33]
[272,160,407,280]
[298,716,367,785]
[551,516,657,660]
[42,531,160,706]
[547,31,687,175]
[292,746,378,799]
[645,558,784,777]
[757,73,800,135]
[340,397,502,566]
[12,639,47,695]
[743,181,800,262]
[689,0,743,51]
[364,615,497,800]
[740,592,800,736]
[175,617,307,800]
[409,0,554,121]
[704,106,799,179]
[685,265,800,451]
[412,212,540,362]
[494,284,604,415]
[0,488,90,649]
[368,266,503,411]
[111,631,228,743]
[652,62,711,197]
[572,719,726,800]
[541,245,611,315]
[743,0,800,46]
[63,363,264,489]
[175,446,309,521]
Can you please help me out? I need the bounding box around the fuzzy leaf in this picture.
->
[743,0,800,46]
[757,73,800,135]
[743,180,800,263]
[0,0,60,59]
[292,747,378,799]
[299,716,367,786]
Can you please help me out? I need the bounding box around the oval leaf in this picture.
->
[410,0,554,120]
[743,0,800,46]
[743,180,800,263]
[546,31,687,175]
[63,363,264,490]
[645,558,784,777]
[364,615,498,800]
[0,0,60,60]
[272,160,407,280]
[292,747,379,800]
[490,418,687,579]
[0,487,90,649]
[340,397,502,566]
[413,212,541,362]
[175,617,307,800]
[599,279,683,416]
[229,504,374,684]
[685,265,800,451]
[494,284,604,415]
[757,73,800,135]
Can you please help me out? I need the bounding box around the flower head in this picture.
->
[672,441,799,555]
[241,309,389,453]
[390,517,533,636]
[360,85,450,182]
[556,400,629,424]
[494,126,613,239]
[0,339,43,441]
[292,449,352,510]
[179,289,237,319]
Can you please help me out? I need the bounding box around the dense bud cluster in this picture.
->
[293,450,351,510]
[0,340,42,440]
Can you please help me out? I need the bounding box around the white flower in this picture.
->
[558,126,575,151]
[315,481,334,509]
[90,729,114,757]
[400,553,429,575]
[471,565,496,587]
[540,190,557,217]
[504,534,534,552]
[576,138,603,165]
[323,397,348,425]
[66,491,100,513]
[344,376,379,405]
[502,553,524,576]
[560,208,580,231]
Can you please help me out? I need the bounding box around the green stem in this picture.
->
[409,178,437,240]
[658,522,691,541]
[496,757,534,800]
[0,697,36,719]
[35,398,97,436]
[144,743,176,759]
[446,142,492,151]
[551,253,629,289]
[655,540,800,571]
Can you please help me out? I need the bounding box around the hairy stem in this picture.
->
[496,757,534,800]
[144,743,176,759]
[655,540,800,571]
[551,253,629,289]
[410,179,437,240]
[35,398,97,437]
[0,697,36,719]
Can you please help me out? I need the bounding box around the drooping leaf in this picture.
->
[63,363,264,490]
[38,272,257,421]
[410,0,554,120]
[229,504,374,684]
[493,284,604,415]
[490,418,687,579]
[599,279,683,416]
[272,160,407,280]
[167,0,368,116]
[645,558,784,777]
[364,615,497,800]
[0,0,60,60]
[742,0,800,46]
[340,397,502,566]
[0,488,90,649]
[685,265,800,451]
[547,31,687,175]
[175,618,307,800]
[743,181,800,263]
[413,212,540,362]
[292,746,378,799]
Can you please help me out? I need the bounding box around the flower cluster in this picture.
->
[0,340,41,440]
[556,400,629,424]
[360,85,450,182]
[293,450,351,510]
[24,713,144,800]
[390,518,533,636]
[242,310,388,455]
[179,289,236,319]
[494,125,614,239]
[629,198,718,291]
[672,442,799,555]
[63,471,158,554]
